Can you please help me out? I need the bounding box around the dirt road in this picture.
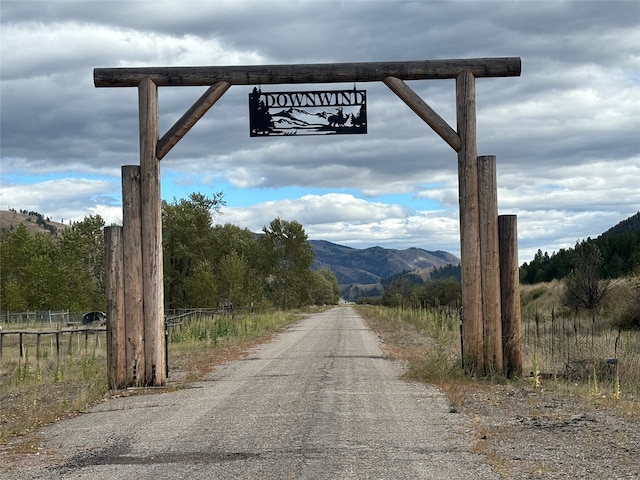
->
[4,306,499,479]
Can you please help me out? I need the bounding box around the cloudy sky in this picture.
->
[1,0,638,262]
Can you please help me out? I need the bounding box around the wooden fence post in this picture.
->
[478,155,503,374]
[499,214,522,377]
[122,165,145,386]
[105,225,126,389]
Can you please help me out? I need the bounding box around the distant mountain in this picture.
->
[310,239,459,288]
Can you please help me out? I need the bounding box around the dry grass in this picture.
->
[0,210,67,236]
[356,299,640,415]
[520,279,640,396]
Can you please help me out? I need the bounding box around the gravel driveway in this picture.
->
[3,306,499,479]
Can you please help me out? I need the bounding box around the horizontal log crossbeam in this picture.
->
[94,57,521,87]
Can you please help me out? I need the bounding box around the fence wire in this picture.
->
[522,310,639,390]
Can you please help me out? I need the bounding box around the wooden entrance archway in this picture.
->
[95,57,522,387]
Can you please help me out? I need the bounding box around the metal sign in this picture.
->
[249,87,367,136]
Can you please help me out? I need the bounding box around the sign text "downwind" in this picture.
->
[261,90,366,108]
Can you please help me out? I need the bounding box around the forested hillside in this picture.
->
[520,212,640,284]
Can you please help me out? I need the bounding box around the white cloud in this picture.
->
[0,178,121,225]
[1,0,639,264]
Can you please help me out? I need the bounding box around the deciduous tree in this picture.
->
[260,218,314,309]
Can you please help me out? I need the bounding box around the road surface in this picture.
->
[5,306,499,479]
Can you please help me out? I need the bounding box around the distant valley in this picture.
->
[310,240,459,301]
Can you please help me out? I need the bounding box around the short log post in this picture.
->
[499,215,522,377]
[122,165,145,386]
[139,78,165,385]
[456,70,483,374]
[105,225,126,389]
[478,155,503,374]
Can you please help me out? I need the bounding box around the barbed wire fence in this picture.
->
[522,308,639,391]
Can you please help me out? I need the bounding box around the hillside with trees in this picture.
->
[519,212,640,284]
[0,209,68,236]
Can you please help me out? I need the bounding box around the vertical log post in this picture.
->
[122,165,145,386]
[139,77,165,386]
[456,70,483,374]
[105,225,126,389]
[478,155,503,374]
[499,214,522,377]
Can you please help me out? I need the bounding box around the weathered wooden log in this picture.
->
[138,78,165,386]
[478,155,503,374]
[95,57,521,87]
[157,81,231,160]
[122,165,144,386]
[456,70,483,374]
[105,225,126,389]
[499,214,522,377]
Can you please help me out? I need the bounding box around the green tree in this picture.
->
[218,250,248,307]
[209,223,264,309]
[1,217,109,312]
[162,192,224,308]
[418,278,462,309]
[57,215,106,310]
[311,268,341,305]
[184,260,219,308]
[0,224,33,310]
[260,218,315,309]
[0,225,59,310]
[381,276,416,308]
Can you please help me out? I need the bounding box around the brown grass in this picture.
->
[0,210,68,236]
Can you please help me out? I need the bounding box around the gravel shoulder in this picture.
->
[456,382,640,479]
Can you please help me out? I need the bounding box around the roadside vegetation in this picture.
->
[1,195,341,446]
[357,272,640,416]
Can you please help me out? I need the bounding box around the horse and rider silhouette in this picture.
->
[327,107,348,127]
